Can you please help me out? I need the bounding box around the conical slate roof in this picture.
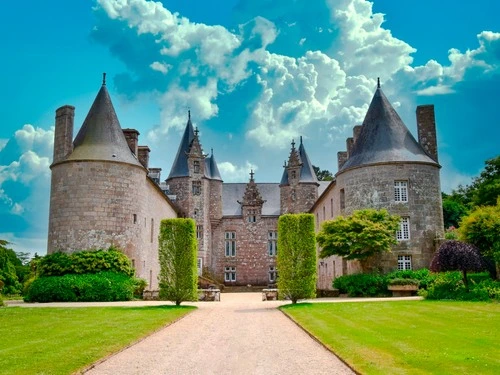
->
[340,87,438,171]
[280,138,319,185]
[167,114,195,179]
[204,151,222,181]
[67,83,141,167]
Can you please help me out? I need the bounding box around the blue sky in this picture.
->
[1,0,499,255]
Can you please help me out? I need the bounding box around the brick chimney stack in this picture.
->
[416,105,438,162]
[123,128,139,156]
[138,146,151,169]
[53,105,75,164]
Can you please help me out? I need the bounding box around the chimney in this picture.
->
[337,151,348,171]
[138,146,151,169]
[346,137,354,158]
[123,128,140,156]
[53,105,75,164]
[353,125,362,145]
[416,105,438,162]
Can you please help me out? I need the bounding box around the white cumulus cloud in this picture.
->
[218,161,259,182]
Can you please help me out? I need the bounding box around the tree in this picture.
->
[430,240,486,291]
[469,155,500,207]
[316,209,400,264]
[442,192,469,228]
[0,240,22,295]
[277,214,317,304]
[312,165,333,181]
[158,218,198,306]
[459,199,500,278]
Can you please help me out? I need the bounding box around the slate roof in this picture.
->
[280,138,319,185]
[222,183,280,216]
[204,152,223,181]
[340,87,438,171]
[167,115,195,179]
[67,83,142,167]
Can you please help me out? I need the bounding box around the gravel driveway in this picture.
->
[84,293,355,375]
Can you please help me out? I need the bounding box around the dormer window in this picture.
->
[248,209,257,223]
[193,160,200,173]
[291,170,296,179]
[192,181,201,195]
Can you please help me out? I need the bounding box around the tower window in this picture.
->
[268,231,278,256]
[396,217,410,240]
[340,188,345,210]
[193,160,200,173]
[192,181,201,195]
[150,218,154,243]
[133,214,137,224]
[394,181,408,202]
[197,225,203,239]
[225,231,236,257]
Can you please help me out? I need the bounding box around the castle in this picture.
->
[48,76,444,290]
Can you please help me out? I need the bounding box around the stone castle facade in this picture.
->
[48,77,444,290]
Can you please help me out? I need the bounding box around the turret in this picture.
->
[280,137,319,213]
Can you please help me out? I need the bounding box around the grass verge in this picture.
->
[0,305,195,374]
[281,301,500,374]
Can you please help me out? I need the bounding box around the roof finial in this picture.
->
[194,127,199,137]
[300,135,303,144]
[377,77,380,89]
[188,108,191,120]
[250,169,254,181]
[291,139,296,149]
[211,148,213,156]
[102,72,106,86]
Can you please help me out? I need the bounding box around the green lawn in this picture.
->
[0,305,195,375]
[281,301,500,375]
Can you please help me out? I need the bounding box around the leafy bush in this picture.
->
[333,273,388,297]
[24,272,135,302]
[385,268,436,290]
[133,278,148,298]
[421,272,499,301]
[39,248,134,277]
[467,272,492,284]
[388,278,419,286]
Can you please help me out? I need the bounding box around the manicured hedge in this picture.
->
[277,214,317,303]
[158,218,198,306]
[38,248,134,277]
[24,272,136,302]
[333,273,388,297]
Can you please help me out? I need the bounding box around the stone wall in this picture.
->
[280,183,318,214]
[213,215,279,286]
[335,162,444,272]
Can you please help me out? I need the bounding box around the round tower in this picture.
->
[335,84,444,272]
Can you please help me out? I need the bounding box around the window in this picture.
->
[340,188,345,210]
[225,231,236,257]
[197,258,203,276]
[396,217,410,240]
[197,225,203,239]
[268,231,278,256]
[193,160,200,173]
[192,181,201,195]
[133,214,137,224]
[398,255,412,270]
[394,181,408,202]
[150,218,154,243]
[330,198,334,217]
[291,170,296,179]
[248,209,257,223]
[224,266,236,282]
[269,266,278,283]
[323,206,326,220]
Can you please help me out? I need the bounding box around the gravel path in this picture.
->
[84,293,355,375]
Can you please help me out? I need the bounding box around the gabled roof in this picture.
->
[204,151,222,181]
[167,113,195,179]
[222,183,280,216]
[67,83,141,167]
[340,87,438,171]
[280,137,319,185]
